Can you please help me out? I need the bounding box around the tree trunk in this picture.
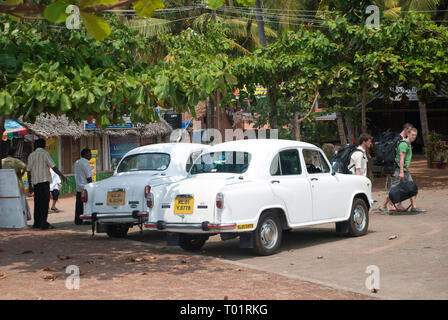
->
[361,84,367,133]
[418,100,430,167]
[254,0,266,47]
[345,116,354,144]
[267,87,278,129]
[291,112,301,141]
[336,111,347,145]
[216,91,222,137]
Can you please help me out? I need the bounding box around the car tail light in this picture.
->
[81,189,88,202]
[216,193,224,209]
[144,185,151,199]
[146,193,154,208]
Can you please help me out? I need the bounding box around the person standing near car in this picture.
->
[74,148,92,225]
[348,133,373,176]
[380,128,425,213]
[27,139,66,230]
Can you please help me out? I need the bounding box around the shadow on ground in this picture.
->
[0,228,231,281]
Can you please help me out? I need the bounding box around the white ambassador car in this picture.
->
[145,139,374,255]
[80,143,207,238]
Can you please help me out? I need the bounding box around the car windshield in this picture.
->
[190,151,251,174]
[117,153,170,173]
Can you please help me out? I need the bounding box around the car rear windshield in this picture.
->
[117,153,170,173]
[190,151,251,174]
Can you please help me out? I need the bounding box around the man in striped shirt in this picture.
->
[27,138,66,230]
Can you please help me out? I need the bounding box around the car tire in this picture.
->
[179,234,209,251]
[106,224,129,238]
[253,212,283,256]
[347,198,369,237]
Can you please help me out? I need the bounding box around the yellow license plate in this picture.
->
[174,197,194,214]
[107,191,125,206]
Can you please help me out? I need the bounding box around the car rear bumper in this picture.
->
[144,221,237,233]
[80,212,149,224]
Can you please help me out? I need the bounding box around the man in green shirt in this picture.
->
[380,128,425,213]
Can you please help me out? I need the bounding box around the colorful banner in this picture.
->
[45,137,59,168]
[89,150,98,182]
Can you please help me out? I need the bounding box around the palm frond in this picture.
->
[124,17,174,38]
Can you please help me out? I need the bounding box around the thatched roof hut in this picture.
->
[21,114,173,139]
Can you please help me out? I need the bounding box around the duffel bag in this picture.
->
[389,180,418,204]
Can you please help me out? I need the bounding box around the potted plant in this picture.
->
[425,131,448,169]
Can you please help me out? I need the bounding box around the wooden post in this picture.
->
[418,100,430,167]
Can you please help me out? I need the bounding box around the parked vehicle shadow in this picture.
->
[194,225,376,259]
[0,228,230,281]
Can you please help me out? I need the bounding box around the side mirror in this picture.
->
[331,162,338,176]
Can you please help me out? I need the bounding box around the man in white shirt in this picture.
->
[27,139,66,229]
[348,133,373,176]
[74,148,92,225]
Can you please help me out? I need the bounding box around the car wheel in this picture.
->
[347,198,369,237]
[179,234,209,251]
[253,213,283,256]
[106,225,129,238]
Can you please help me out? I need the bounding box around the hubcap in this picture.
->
[354,206,366,231]
[260,219,278,249]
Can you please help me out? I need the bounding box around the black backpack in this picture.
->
[389,180,418,205]
[372,130,403,173]
[331,144,363,174]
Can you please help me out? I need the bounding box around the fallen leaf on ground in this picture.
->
[42,267,55,272]
[56,255,71,260]
[181,259,187,264]
[237,269,243,272]
[141,272,147,275]
[0,273,6,280]
[42,274,57,281]
[87,260,95,265]
[388,235,398,240]
[371,288,379,293]
[224,296,229,300]
[126,257,145,263]
[21,250,33,254]
[317,256,324,259]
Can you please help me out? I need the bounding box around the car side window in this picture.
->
[318,151,331,173]
[270,149,302,176]
[186,150,203,172]
[303,149,330,174]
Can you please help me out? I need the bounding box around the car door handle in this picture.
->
[310,178,319,181]
[271,180,280,184]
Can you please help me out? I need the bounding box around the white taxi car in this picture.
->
[145,139,374,255]
[80,143,207,238]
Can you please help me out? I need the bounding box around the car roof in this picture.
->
[205,139,318,153]
[125,143,206,157]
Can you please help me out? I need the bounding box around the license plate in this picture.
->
[174,197,194,214]
[107,191,125,206]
